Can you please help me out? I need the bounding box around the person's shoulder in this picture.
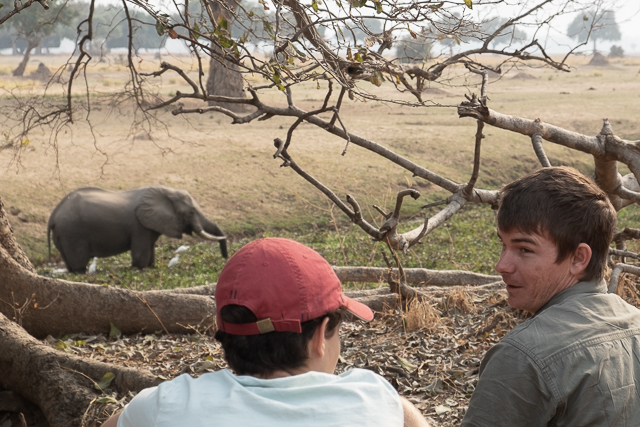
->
[338,368,390,382]
[337,368,399,394]
[505,292,640,356]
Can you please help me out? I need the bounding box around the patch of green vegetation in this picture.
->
[36,204,500,290]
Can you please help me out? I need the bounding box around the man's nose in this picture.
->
[495,251,513,274]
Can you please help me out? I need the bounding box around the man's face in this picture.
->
[495,229,579,313]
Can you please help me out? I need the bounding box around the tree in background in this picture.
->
[7,0,79,76]
[567,8,621,53]
[481,16,526,48]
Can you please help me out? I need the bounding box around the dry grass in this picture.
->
[1,52,640,263]
[442,288,475,315]
[404,298,441,332]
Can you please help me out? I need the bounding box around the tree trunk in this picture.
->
[13,39,38,77]
[206,0,245,112]
[0,311,159,427]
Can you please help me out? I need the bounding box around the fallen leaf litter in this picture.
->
[42,285,543,425]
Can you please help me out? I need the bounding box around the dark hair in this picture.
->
[497,167,616,281]
[214,305,344,376]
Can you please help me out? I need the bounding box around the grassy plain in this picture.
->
[1,53,639,288]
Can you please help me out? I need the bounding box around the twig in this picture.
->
[136,295,169,335]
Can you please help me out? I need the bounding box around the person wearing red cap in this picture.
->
[104,238,430,427]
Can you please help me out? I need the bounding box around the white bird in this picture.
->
[88,257,98,274]
[175,245,190,254]
[168,254,180,267]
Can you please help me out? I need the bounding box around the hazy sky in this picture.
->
[21,0,640,56]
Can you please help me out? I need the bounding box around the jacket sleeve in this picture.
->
[460,340,558,427]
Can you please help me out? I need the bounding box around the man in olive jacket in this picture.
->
[461,167,640,426]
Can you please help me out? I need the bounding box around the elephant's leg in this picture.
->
[148,242,155,268]
[130,230,160,269]
[62,245,92,273]
[52,233,91,273]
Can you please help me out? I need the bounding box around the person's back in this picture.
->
[104,238,430,427]
[118,368,402,427]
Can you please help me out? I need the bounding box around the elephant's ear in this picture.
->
[135,187,183,238]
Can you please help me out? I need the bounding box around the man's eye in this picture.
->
[520,248,532,254]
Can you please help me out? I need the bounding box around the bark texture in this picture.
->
[206,0,245,111]
[0,311,159,427]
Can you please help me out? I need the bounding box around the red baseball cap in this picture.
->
[215,238,374,335]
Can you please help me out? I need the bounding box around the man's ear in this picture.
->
[570,243,592,276]
[309,317,330,359]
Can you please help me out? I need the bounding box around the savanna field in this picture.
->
[2,53,640,424]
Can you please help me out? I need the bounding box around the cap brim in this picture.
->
[341,294,374,322]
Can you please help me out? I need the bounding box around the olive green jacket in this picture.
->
[462,279,640,426]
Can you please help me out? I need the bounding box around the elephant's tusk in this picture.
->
[196,230,226,241]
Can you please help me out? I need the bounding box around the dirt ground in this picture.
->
[12,274,635,427]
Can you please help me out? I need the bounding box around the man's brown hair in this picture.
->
[497,166,616,281]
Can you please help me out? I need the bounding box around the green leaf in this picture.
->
[97,396,118,404]
[109,322,121,339]
[273,72,281,84]
[370,71,384,87]
[248,11,254,17]
[583,15,589,21]
[263,20,274,39]
[94,372,115,392]
[463,0,472,9]
[55,341,67,350]
[155,20,165,36]
[0,4,3,9]
[193,23,200,39]
[397,356,418,372]
[217,16,228,30]
[312,0,319,11]
[374,0,382,14]
[219,35,234,49]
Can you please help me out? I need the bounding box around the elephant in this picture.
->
[47,186,228,273]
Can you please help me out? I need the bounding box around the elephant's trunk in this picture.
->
[195,218,229,259]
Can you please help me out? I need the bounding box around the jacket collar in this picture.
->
[536,278,608,315]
